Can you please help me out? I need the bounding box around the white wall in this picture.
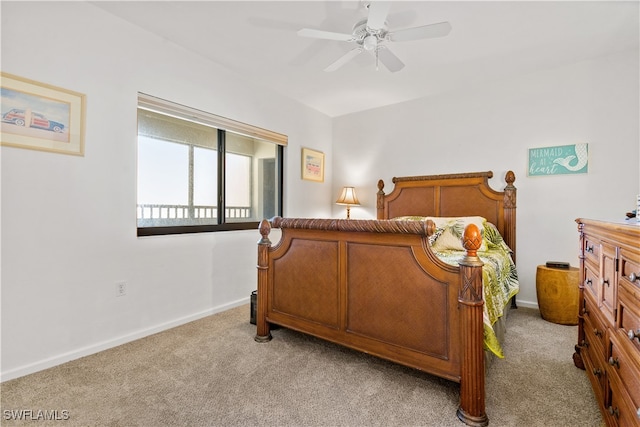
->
[332,48,640,308]
[1,2,332,380]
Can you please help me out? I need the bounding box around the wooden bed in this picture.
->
[254,171,517,426]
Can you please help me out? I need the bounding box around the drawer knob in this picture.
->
[582,307,590,316]
[586,245,594,253]
[592,368,602,377]
[602,278,610,287]
[629,272,639,282]
[581,339,590,348]
[593,328,603,337]
[585,278,593,287]
[629,329,640,341]
[608,406,620,418]
[609,356,620,368]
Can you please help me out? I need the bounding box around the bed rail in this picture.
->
[270,216,437,235]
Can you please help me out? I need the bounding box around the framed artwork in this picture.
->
[301,147,324,182]
[1,72,86,156]
[528,143,588,176]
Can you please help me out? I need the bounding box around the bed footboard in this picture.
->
[255,217,488,426]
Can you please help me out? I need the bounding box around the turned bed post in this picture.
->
[376,179,385,219]
[502,170,517,264]
[254,219,272,343]
[503,170,517,309]
[457,223,488,427]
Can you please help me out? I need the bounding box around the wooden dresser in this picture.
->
[573,218,640,426]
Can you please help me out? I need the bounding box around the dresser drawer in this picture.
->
[584,263,600,302]
[584,309,607,361]
[607,348,640,427]
[582,342,607,405]
[619,249,640,291]
[584,291,608,330]
[584,235,601,269]
[619,282,640,354]
[608,330,640,410]
[606,378,640,427]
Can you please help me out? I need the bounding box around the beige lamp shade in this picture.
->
[336,187,360,205]
[336,187,360,219]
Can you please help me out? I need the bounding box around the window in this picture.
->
[137,94,286,236]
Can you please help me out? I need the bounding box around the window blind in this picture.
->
[138,92,288,146]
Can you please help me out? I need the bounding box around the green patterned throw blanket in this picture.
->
[394,216,520,358]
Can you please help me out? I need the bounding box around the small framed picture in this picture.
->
[301,147,324,182]
[1,72,86,156]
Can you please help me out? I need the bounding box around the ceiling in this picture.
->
[93,1,639,117]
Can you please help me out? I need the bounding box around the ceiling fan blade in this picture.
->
[366,1,392,30]
[324,48,363,72]
[297,28,354,42]
[388,21,452,42]
[377,47,405,72]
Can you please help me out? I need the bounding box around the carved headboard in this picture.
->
[376,171,517,261]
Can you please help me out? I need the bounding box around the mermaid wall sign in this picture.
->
[528,143,588,176]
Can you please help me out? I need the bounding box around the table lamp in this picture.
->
[336,186,360,219]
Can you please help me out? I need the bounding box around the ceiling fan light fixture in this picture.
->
[296,1,451,73]
[363,34,378,51]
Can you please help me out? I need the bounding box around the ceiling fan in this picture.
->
[297,1,451,72]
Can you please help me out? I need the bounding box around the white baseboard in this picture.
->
[1,297,250,383]
[513,298,539,310]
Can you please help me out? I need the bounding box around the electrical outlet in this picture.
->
[116,281,127,297]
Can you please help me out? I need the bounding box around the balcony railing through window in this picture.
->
[137,204,252,227]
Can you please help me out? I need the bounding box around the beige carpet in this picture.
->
[1,305,602,426]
